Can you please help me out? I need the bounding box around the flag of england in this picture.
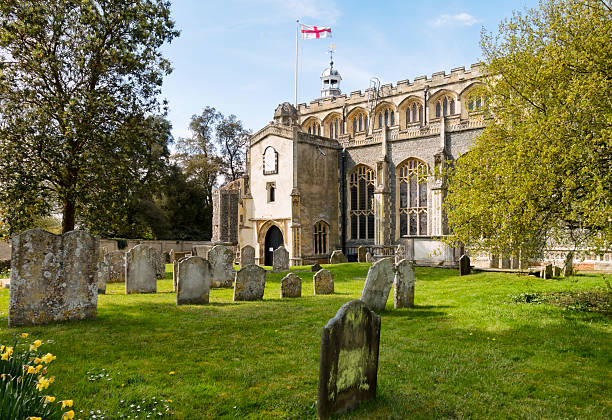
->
[301,24,332,39]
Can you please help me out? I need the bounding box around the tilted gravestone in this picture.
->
[126,244,157,294]
[9,229,99,327]
[357,246,367,263]
[459,254,471,276]
[280,272,302,298]
[394,259,415,309]
[365,252,374,263]
[193,244,213,259]
[208,245,234,288]
[105,251,126,283]
[240,245,255,267]
[318,299,381,419]
[96,261,109,295]
[177,256,211,305]
[541,263,553,279]
[311,262,322,272]
[314,269,334,295]
[233,264,266,301]
[360,258,394,311]
[273,246,289,271]
[329,250,348,264]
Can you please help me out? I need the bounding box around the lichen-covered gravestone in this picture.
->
[541,263,553,279]
[9,229,99,327]
[240,245,255,267]
[314,269,334,295]
[152,248,165,280]
[233,264,266,301]
[357,246,367,263]
[311,262,322,272]
[209,245,235,288]
[273,246,289,271]
[280,272,302,298]
[96,261,109,295]
[360,258,394,311]
[126,244,157,294]
[394,259,415,308]
[177,256,211,305]
[105,251,125,283]
[459,254,471,276]
[329,250,348,264]
[318,299,381,419]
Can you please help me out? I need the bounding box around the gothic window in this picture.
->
[304,120,321,136]
[398,159,428,236]
[263,146,278,175]
[350,110,368,135]
[358,115,363,131]
[467,94,484,112]
[378,112,383,128]
[353,118,357,134]
[317,124,321,136]
[435,102,441,118]
[406,102,423,125]
[412,104,417,122]
[266,182,276,203]
[349,165,376,240]
[384,109,389,126]
[390,110,395,125]
[314,221,329,255]
[434,94,457,118]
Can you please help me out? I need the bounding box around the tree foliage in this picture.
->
[0,0,179,236]
[445,0,612,258]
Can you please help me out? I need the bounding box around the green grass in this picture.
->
[0,264,610,419]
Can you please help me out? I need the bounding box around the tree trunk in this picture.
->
[62,197,76,233]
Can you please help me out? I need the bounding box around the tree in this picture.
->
[215,114,250,182]
[445,0,612,259]
[0,0,179,235]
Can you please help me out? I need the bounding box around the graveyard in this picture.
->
[0,263,609,419]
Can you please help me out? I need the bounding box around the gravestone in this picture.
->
[99,246,108,262]
[163,251,171,264]
[174,251,191,261]
[240,245,255,267]
[365,252,374,263]
[193,244,213,259]
[173,256,189,292]
[459,254,471,276]
[209,245,234,288]
[360,258,394,311]
[233,264,266,301]
[357,246,367,263]
[314,269,334,295]
[126,244,157,294]
[177,256,211,305]
[280,272,302,298]
[311,262,322,272]
[552,266,561,278]
[318,299,380,419]
[169,249,175,262]
[394,259,415,308]
[395,245,406,264]
[105,251,125,283]
[96,261,109,295]
[152,248,165,280]
[541,263,553,279]
[273,246,289,271]
[563,251,574,277]
[9,229,99,327]
[329,250,347,264]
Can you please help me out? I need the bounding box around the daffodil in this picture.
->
[61,400,73,408]
[45,395,56,403]
[169,371,175,375]
[27,417,42,420]
[1,353,9,360]
[41,353,56,363]
[36,364,43,373]
[36,377,51,391]
[21,332,29,338]
[30,339,42,351]
[27,365,36,374]
[34,357,42,364]
[62,410,75,420]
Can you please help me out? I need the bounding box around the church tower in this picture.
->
[320,55,342,98]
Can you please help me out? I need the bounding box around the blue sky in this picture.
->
[161,0,539,140]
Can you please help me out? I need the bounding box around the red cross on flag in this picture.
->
[300,24,332,39]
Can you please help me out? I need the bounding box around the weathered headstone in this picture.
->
[152,248,165,280]
[126,244,157,294]
[96,261,109,295]
[193,244,213,259]
[311,262,322,272]
[240,245,255,267]
[233,264,266,301]
[394,259,415,308]
[174,251,191,261]
[563,251,574,277]
[318,299,381,419]
[395,244,406,264]
[99,246,108,262]
[552,266,561,278]
[360,258,394,311]
[329,250,347,264]
[541,263,553,279]
[357,246,367,263]
[173,256,188,292]
[9,229,99,327]
[177,256,211,305]
[105,251,125,283]
[314,269,334,295]
[209,245,234,288]
[280,272,302,298]
[365,252,374,263]
[169,249,175,262]
[459,254,471,276]
[273,245,289,271]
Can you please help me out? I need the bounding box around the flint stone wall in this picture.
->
[273,246,289,271]
[314,269,334,295]
[126,244,157,294]
[394,259,415,308]
[360,258,394,311]
[105,251,125,283]
[318,299,381,419]
[233,264,266,301]
[177,256,211,305]
[9,229,99,327]
[280,272,302,298]
[209,245,235,288]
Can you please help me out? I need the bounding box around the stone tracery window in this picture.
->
[349,110,368,135]
[304,120,321,136]
[327,116,342,139]
[313,221,329,255]
[406,102,423,125]
[434,94,456,118]
[349,165,376,240]
[263,146,278,175]
[377,105,395,128]
[398,159,428,236]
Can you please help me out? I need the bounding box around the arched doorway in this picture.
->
[264,225,284,266]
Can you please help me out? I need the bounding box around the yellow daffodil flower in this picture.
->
[36,364,43,373]
[36,377,51,391]
[61,400,73,408]
[45,395,56,403]
[0,345,4,351]
[27,417,42,420]
[27,365,36,374]
[5,347,13,356]
[34,357,42,364]
[21,333,29,338]
[30,340,42,351]
[1,353,9,360]
[41,353,56,363]
[62,410,75,420]
[169,371,175,375]
[48,376,55,384]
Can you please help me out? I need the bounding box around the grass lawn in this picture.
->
[0,264,610,419]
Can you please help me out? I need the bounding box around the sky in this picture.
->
[161,0,540,141]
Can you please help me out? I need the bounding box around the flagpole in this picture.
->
[295,19,299,108]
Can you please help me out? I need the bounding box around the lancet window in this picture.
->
[349,165,376,240]
[398,159,428,236]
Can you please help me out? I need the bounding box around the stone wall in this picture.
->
[212,183,240,244]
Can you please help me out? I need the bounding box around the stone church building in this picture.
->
[212,61,487,266]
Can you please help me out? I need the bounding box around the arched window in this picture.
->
[317,124,321,136]
[412,104,417,122]
[435,102,441,118]
[349,165,376,240]
[304,120,321,136]
[384,109,389,126]
[378,112,383,128]
[314,221,329,255]
[434,94,457,118]
[263,146,278,175]
[353,118,357,133]
[358,115,363,131]
[398,159,428,236]
[407,107,412,123]
[349,110,367,135]
[467,92,484,113]
[390,110,395,126]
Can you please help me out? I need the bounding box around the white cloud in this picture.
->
[263,0,340,25]
[429,12,482,28]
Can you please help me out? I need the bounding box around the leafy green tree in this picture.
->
[215,114,250,182]
[445,0,612,258]
[0,0,179,235]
